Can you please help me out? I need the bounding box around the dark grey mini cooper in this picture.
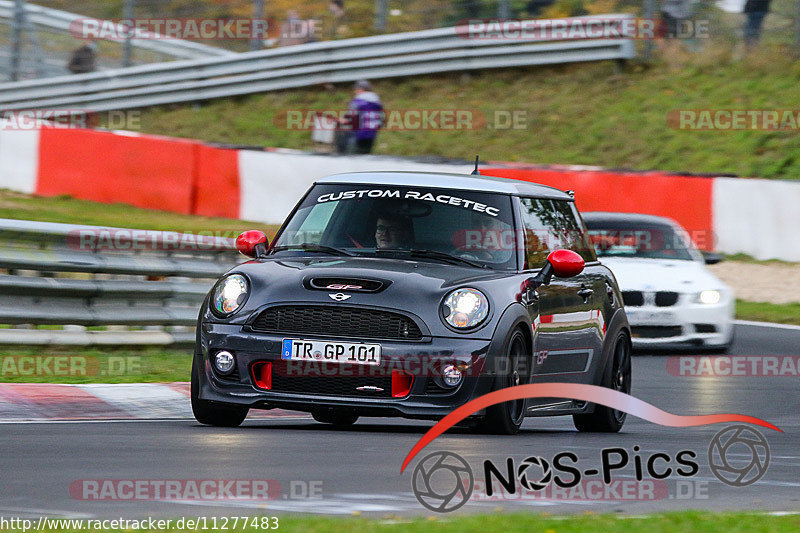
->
[192,171,631,434]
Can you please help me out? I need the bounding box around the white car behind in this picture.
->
[583,212,734,352]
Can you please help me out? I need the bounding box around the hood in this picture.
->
[599,257,729,294]
[209,256,520,338]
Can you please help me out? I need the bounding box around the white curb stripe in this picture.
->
[76,383,193,419]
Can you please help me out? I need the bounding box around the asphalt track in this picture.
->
[0,322,798,519]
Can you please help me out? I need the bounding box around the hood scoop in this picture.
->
[304,276,390,293]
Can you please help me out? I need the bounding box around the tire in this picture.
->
[191,358,249,427]
[475,329,529,435]
[573,332,631,433]
[704,343,731,355]
[312,410,359,426]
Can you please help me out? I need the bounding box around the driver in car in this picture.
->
[375,213,413,249]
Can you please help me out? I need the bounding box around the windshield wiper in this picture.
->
[271,244,354,256]
[376,248,486,269]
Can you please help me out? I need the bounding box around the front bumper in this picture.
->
[625,297,734,349]
[196,323,496,418]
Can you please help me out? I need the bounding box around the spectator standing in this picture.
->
[67,40,97,74]
[341,80,383,155]
[743,0,771,47]
[658,0,693,51]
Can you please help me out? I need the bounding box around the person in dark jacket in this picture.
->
[68,40,97,74]
[743,0,771,47]
[343,80,383,155]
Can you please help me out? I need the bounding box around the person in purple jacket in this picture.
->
[342,80,384,154]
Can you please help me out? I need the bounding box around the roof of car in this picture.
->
[316,171,572,200]
[582,211,678,225]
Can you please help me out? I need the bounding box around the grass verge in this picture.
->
[736,300,800,326]
[15,511,800,533]
[0,347,191,384]
[0,189,278,236]
[135,50,800,179]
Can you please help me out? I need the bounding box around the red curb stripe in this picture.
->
[0,383,131,420]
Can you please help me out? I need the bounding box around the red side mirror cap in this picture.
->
[547,249,584,278]
[236,230,268,257]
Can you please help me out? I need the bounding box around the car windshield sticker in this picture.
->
[316,189,501,217]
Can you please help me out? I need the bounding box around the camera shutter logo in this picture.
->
[411,451,473,512]
[517,456,553,491]
[708,425,770,487]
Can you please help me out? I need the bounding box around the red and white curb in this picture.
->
[0,382,308,422]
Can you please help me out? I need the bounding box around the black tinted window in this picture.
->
[273,184,518,270]
[519,198,595,268]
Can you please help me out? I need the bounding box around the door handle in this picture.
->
[577,287,594,302]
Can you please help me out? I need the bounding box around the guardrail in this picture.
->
[0,15,636,113]
[0,218,241,345]
[0,0,235,61]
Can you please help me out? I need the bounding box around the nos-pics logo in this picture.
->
[411,425,770,512]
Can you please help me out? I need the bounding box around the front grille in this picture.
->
[655,291,679,307]
[631,326,683,339]
[268,361,392,398]
[622,291,644,307]
[694,323,717,333]
[425,378,452,395]
[251,305,423,341]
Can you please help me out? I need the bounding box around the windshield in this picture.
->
[271,184,518,270]
[584,220,696,261]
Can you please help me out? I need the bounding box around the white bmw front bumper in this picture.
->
[624,292,734,349]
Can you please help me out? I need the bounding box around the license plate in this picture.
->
[627,309,676,324]
[281,339,381,366]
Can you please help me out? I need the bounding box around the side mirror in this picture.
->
[236,230,268,258]
[522,249,585,302]
[547,249,585,278]
[702,251,723,265]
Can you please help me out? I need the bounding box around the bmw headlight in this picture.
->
[696,289,721,305]
[211,274,249,317]
[442,288,489,329]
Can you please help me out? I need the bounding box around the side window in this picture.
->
[519,198,596,268]
[569,203,597,262]
[552,201,596,262]
[286,201,338,245]
[518,197,553,269]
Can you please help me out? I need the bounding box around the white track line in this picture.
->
[735,320,800,331]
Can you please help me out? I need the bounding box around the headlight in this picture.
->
[697,290,721,305]
[442,288,489,329]
[211,274,249,316]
